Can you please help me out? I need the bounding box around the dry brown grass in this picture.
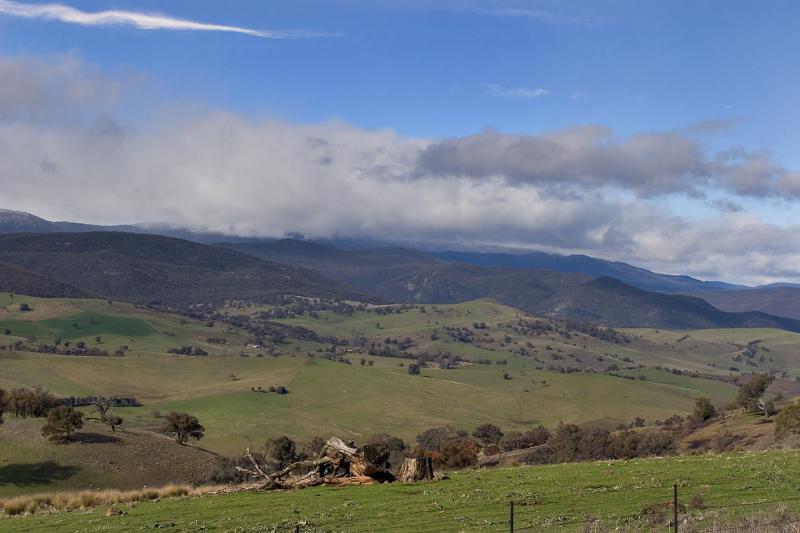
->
[0,483,234,516]
[680,505,800,532]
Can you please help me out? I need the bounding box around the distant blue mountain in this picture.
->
[430,250,747,294]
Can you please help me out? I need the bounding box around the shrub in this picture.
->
[416,427,458,451]
[775,402,800,439]
[431,436,479,469]
[499,431,527,451]
[693,397,717,421]
[472,423,503,445]
[736,374,774,413]
[523,426,550,447]
[264,436,298,469]
[41,407,83,442]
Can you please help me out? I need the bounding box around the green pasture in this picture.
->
[6,449,800,532]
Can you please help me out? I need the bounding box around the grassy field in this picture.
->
[0,348,732,456]
[0,418,216,499]
[269,300,800,380]
[0,297,750,453]
[3,294,800,499]
[5,449,800,532]
[0,295,245,357]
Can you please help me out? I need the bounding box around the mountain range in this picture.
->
[220,239,800,331]
[430,250,745,293]
[0,232,367,307]
[3,208,800,326]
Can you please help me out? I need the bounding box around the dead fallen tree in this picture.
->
[236,437,435,489]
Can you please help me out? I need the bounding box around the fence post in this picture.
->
[509,500,514,533]
[673,483,678,533]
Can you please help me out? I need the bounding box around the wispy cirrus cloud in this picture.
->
[0,0,336,38]
[483,83,549,99]
[473,6,607,26]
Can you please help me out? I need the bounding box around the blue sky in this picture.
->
[2,0,797,148]
[0,0,799,283]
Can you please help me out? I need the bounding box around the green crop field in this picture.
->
[5,449,800,532]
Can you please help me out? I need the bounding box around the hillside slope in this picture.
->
[0,233,368,307]
[223,240,800,331]
[695,286,800,321]
[538,277,800,331]
[432,250,744,293]
[0,418,217,497]
[0,263,87,299]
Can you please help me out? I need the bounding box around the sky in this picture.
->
[0,0,799,284]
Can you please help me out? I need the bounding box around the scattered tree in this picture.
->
[41,406,83,442]
[8,386,57,418]
[162,412,204,444]
[472,423,504,446]
[91,397,123,431]
[693,397,717,422]
[736,374,775,414]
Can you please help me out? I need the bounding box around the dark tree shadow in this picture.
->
[0,461,80,487]
[72,432,123,444]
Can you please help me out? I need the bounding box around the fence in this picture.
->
[508,483,800,533]
[283,483,800,532]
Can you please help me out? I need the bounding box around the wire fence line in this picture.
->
[509,484,800,533]
[285,485,800,533]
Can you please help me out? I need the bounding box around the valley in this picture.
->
[2,292,799,501]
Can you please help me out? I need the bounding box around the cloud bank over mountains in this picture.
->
[0,54,798,285]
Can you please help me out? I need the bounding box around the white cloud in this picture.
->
[1,54,799,284]
[0,0,335,38]
[416,127,800,200]
[0,54,125,121]
[483,83,550,99]
[471,6,605,26]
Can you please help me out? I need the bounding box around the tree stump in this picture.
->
[397,457,434,482]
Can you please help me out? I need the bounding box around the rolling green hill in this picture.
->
[0,296,752,454]
[3,294,800,499]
